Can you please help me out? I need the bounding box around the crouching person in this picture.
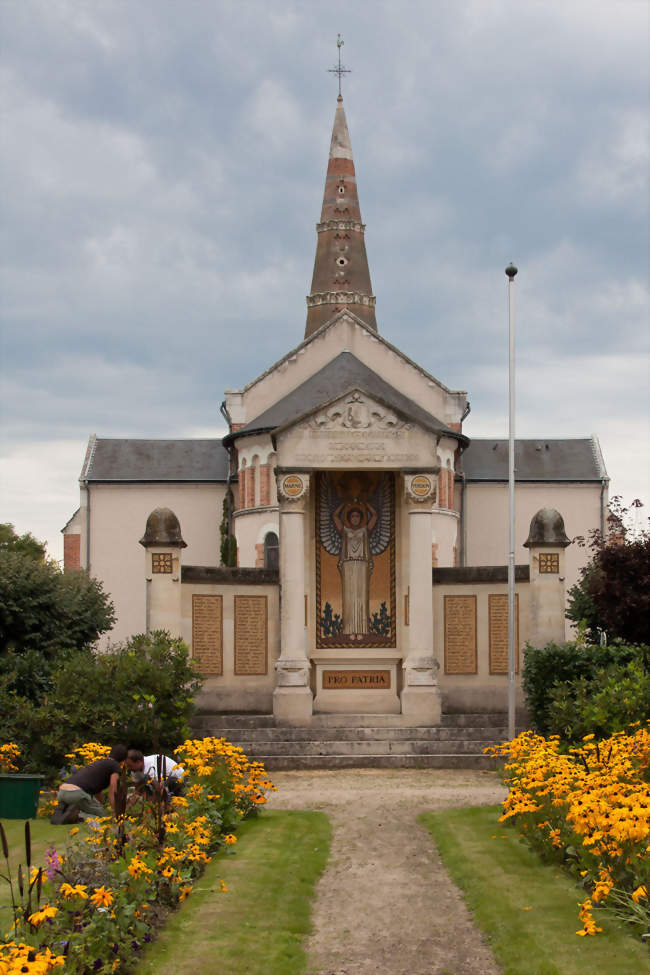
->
[128,749,186,797]
[51,744,135,824]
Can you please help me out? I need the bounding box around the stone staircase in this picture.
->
[189,712,513,770]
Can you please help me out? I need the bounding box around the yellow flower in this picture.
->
[632,885,648,903]
[223,833,237,845]
[59,882,89,900]
[220,880,228,892]
[128,856,153,878]
[28,904,58,926]
[90,885,114,908]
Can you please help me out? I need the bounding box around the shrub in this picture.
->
[522,638,650,735]
[546,660,650,742]
[0,631,203,781]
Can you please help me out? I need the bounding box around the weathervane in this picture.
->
[328,34,351,97]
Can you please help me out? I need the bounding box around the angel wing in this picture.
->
[369,474,392,556]
[318,473,342,556]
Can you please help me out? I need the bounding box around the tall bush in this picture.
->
[567,497,649,644]
[0,631,203,780]
[522,638,650,735]
[546,660,650,742]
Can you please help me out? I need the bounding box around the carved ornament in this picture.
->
[277,472,310,508]
[404,473,437,506]
[310,392,411,432]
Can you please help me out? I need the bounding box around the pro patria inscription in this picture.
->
[192,595,223,676]
[489,594,520,674]
[234,595,268,675]
[323,670,391,689]
[444,595,477,674]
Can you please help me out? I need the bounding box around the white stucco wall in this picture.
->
[463,481,604,594]
[88,482,227,647]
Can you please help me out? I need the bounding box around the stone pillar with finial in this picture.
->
[139,507,186,638]
[524,508,571,648]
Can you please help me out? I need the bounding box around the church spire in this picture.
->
[305,95,377,338]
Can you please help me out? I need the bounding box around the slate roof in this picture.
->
[461,438,607,482]
[227,351,466,444]
[82,438,229,482]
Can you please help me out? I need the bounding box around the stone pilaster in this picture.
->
[401,474,441,723]
[273,473,313,721]
[524,508,571,649]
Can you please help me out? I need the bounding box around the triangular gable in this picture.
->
[225,310,468,433]
[226,351,466,447]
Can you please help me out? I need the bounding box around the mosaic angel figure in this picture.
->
[319,474,392,634]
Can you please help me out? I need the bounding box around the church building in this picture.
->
[63,94,608,723]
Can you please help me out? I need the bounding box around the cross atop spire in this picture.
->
[328,34,351,97]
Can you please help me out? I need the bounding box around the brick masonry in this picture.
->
[259,464,271,506]
[246,466,256,508]
[64,533,81,571]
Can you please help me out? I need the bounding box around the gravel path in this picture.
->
[267,768,506,975]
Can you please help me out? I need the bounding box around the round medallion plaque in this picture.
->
[282,474,304,498]
[410,474,432,497]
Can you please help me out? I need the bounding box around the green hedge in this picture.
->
[0,630,203,780]
[522,640,650,736]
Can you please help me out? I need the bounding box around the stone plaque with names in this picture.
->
[489,594,520,675]
[234,595,268,676]
[323,670,391,690]
[444,595,477,674]
[192,595,223,676]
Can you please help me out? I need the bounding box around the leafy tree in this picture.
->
[0,522,47,561]
[567,497,649,645]
[0,551,115,658]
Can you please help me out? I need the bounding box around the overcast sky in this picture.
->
[1,0,648,561]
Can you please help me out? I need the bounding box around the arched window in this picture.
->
[264,532,279,570]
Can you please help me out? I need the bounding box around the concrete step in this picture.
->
[192,712,513,730]
[188,712,512,770]
[190,724,507,742]
[257,754,500,771]
[238,738,497,757]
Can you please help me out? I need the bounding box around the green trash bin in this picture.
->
[0,774,44,819]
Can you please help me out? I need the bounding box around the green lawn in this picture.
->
[421,806,648,975]
[137,810,331,975]
[0,817,80,928]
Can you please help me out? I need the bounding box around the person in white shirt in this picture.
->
[127,749,185,796]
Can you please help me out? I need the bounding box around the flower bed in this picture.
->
[486,725,650,940]
[1,737,276,973]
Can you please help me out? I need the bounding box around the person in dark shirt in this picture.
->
[51,744,138,823]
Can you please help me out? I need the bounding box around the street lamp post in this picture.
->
[505,263,518,742]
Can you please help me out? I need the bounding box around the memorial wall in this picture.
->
[180,578,280,713]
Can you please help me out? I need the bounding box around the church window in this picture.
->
[336,256,348,266]
[264,532,279,571]
[338,185,345,194]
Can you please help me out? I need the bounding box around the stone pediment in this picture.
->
[284,389,413,435]
[274,388,443,471]
[225,351,466,450]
